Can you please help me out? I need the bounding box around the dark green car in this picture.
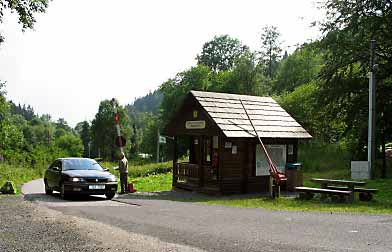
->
[44,158,118,200]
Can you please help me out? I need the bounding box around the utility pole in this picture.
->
[368,40,376,179]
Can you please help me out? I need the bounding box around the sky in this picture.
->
[0,0,325,127]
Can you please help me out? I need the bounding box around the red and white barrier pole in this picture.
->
[112,99,124,153]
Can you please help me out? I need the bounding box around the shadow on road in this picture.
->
[24,192,108,204]
[115,189,280,203]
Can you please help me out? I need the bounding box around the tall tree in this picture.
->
[90,99,131,160]
[318,0,392,163]
[159,65,212,123]
[196,35,249,72]
[74,121,91,158]
[273,44,323,94]
[259,26,282,78]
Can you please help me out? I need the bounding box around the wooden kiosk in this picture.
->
[164,91,312,194]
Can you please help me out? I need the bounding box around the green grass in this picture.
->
[100,161,172,178]
[99,161,172,193]
[0,163,46,194]
[130,173,172,192]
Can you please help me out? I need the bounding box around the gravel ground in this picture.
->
[0,195,205,252]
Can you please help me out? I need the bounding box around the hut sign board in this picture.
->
[256,144,287,176]
[185,120,206,129]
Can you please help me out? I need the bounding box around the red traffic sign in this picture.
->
[115,135,126,147]
[114,113,119,124]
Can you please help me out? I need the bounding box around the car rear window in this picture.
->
[63,159,104,171]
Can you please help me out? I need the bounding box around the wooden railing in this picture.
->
[175,162,199,181]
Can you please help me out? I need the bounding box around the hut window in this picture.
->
[256,144,287,176]
[213,136,219,149]
[204,137,212,163]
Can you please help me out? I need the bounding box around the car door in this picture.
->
[46,161,56,188]
[52,160,63,190]
[47,160,61,189]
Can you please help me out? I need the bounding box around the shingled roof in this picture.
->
[191,90,312,139]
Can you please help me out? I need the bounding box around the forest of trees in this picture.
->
[0,0,391,176]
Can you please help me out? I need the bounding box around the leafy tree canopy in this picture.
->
[0,0,50,43]
[196,35,249,72]
[318,0,392,159]
[259,25,282,78]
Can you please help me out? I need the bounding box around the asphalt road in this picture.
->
[23,179,392,252]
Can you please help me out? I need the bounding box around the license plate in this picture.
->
[89,184,105,190]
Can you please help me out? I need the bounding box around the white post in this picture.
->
[368,40,376,179]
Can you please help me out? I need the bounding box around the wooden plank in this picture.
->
[295,186,352,195]
[192,90,274,103]
[204,107,290,117]
[326,186,378,193]
[214,118,301,127]
[311,178,366,186]
[223,130,312,138]
[176,175,200,182]
[198,101,285,112]
[197,97,282,108]
[209,113,296,122]
[219,124,307,133]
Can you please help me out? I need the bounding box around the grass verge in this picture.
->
[0,163,46,194]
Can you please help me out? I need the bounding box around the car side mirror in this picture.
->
[52,166,60,171]
[103,168,109,172]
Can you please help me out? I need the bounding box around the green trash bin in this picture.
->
[285,163,303,191]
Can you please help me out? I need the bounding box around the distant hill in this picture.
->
[128,90,163,114]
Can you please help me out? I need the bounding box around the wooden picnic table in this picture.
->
[311,178,366,187]
[311,178,367,202]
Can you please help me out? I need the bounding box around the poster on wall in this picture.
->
[256,144,286,176]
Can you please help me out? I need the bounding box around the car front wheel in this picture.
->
[105,192,115,200]
[44,179,53,195]
[59,182,68,200]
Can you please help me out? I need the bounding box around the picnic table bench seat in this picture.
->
[295,186,352,202]
[325,186,378,201]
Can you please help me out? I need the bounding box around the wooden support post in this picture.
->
[218,136,224,192]
[172,136,178,187]
[198,136,204,188]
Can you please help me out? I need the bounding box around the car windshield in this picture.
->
[63,159,104,171]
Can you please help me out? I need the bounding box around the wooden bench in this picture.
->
[325,186,378,201]
[311,178,367,202]
[295,186,352,202]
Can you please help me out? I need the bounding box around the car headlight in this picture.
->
[108,175,117,182]
[69,177,85,182]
